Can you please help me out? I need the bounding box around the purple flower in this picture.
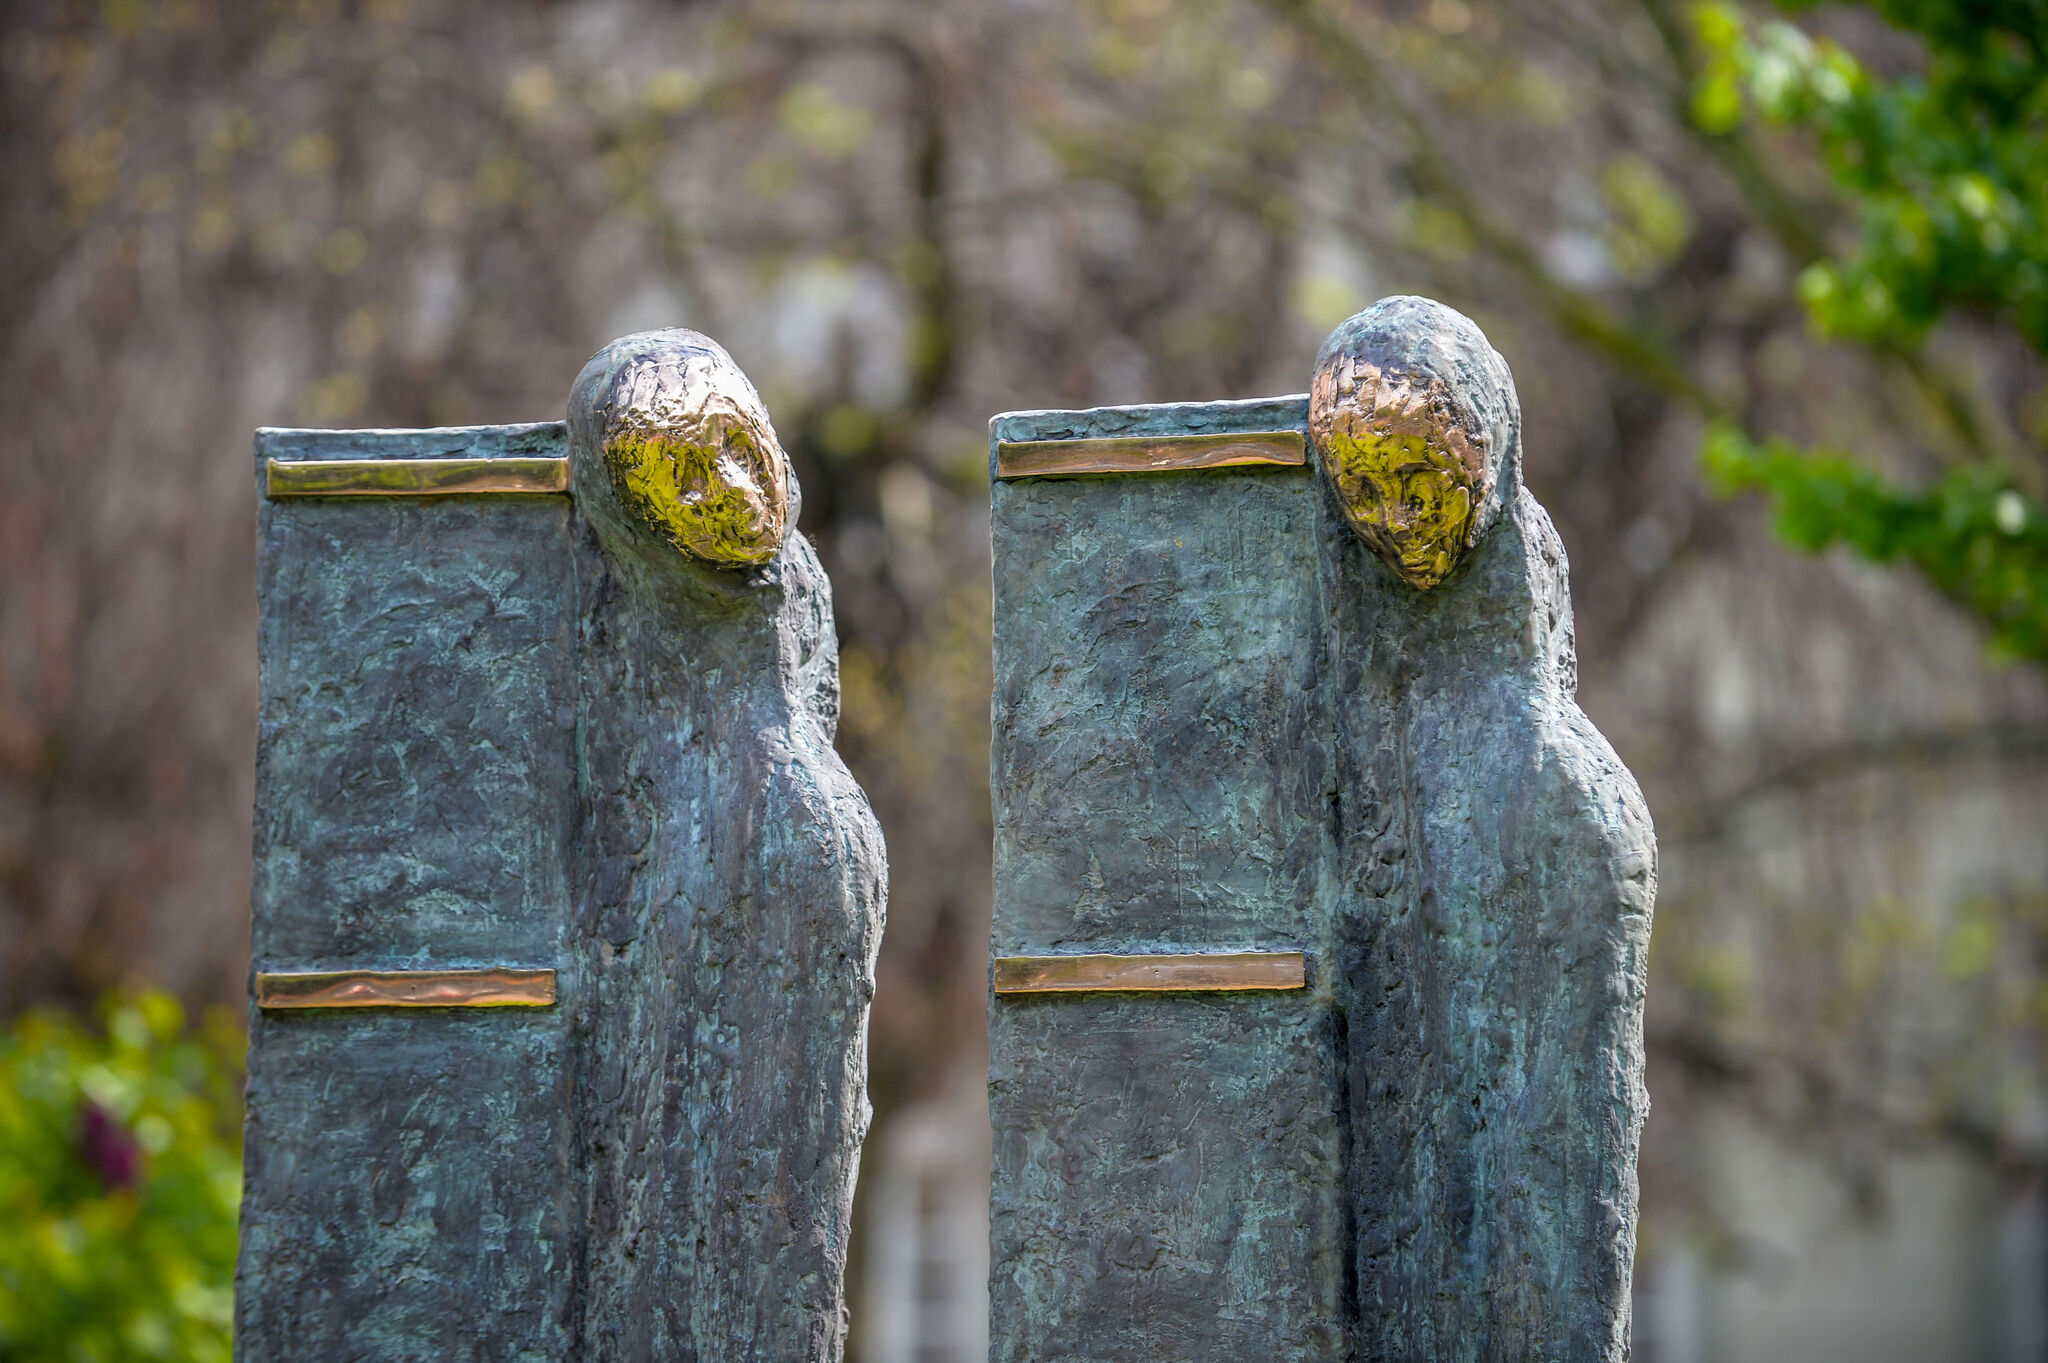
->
[78,1101,141,1190]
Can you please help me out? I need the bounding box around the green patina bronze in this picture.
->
[239,330,883,1362]
[989,296,1654,1363]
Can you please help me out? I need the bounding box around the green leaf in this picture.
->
[1700,421,2048,661]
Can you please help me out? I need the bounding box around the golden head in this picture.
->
[578,335,790,569]
[1309,298,1516,590]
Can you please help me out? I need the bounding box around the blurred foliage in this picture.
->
[6,0,2048,1337]
[1693,1,2048,659]
[0,994,243,1363]
[1705,420,2048,659]
[1696,0,2048,349]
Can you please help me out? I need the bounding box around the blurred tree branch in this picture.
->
[1259,0,1719,409]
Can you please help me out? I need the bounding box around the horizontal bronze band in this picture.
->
[264,456,570,497]
[995,431,1306,479]
[992,950,1306,995]
[255,967,557,1010]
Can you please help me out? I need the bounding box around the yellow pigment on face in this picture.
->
[1322,429,1476,589]
[605,412,786,567]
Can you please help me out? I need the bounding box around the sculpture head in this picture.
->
[569,330,790,569]
[1309,296,1520,589]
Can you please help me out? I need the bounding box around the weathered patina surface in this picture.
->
[1316,298,1655,1362]
[988,297,1654,1362]
[989,396,1349,1363]
[564,333,885,1360]
[244,421,580,1362]
[240,330,884,1362]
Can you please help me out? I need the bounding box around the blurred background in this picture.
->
[3,0,2046,1358]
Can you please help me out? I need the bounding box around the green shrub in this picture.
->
[1691,2,2048,661]
[0,994,244,1363]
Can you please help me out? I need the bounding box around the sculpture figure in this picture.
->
[986,296,1653,1363]
[565,331,886,1360]
[1315,297,1655,1361]
[239,329,884,1362]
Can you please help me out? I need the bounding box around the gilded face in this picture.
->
[600,354,789,568]
[1310,352,1493,590]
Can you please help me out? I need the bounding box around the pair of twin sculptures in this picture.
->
[240,296,1654,1362]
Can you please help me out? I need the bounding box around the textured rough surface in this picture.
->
[1308,307,1512,591]
[592,332,790,567]
[564,333,885,1361]
[989,397,1348,1363]
[239,330,884,1361]
[243,422,580,1362]
[988,298,1654,1361]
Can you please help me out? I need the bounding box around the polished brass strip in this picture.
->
[996,431,1306,479]
[255,967,557,1010]
[264,457,570,497]
[992,950,1306,995]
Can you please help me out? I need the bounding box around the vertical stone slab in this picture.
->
[988,297,1655,1362]
[987,399,1349,1363]
[239,330,885,1362]
[242,423,580,1360]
